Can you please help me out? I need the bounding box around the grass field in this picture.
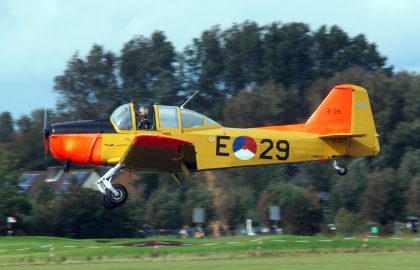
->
[2,252,420,270]
[1,235,419,269]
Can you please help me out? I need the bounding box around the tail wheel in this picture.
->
[106,184,128,205]
[336,167,348,176]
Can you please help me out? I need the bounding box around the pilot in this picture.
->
[137,106,152,130]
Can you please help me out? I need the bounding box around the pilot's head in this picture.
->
[138,107,148,117]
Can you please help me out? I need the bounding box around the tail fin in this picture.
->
[305,85,353,134]
[255,84,380,157]
[307,84,380,157]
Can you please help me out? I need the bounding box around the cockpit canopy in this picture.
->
[110,103,221,132]
[110,104,133,130]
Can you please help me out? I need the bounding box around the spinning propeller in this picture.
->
[42,107,50,158]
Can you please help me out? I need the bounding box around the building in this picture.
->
[18,167,139,199]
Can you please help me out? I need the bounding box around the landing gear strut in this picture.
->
[96,163,128,209]
[333,160,347,176]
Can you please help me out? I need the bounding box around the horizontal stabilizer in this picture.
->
[319,133,367,139]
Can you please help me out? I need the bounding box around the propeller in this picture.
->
[42,106,50,158]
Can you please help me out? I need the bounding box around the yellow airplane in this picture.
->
[43,84,380,208]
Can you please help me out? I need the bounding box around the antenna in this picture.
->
[180,91,199,109]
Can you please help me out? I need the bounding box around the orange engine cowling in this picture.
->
[50,134,103,165]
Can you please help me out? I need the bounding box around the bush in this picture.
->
[335,208,367,236]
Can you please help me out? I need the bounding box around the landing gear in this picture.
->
[106,184,128,205]
[333,160,347,176]
[96,163,128,209]
[101,194,118,209]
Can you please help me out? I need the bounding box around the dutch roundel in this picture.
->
[232,136,257,160]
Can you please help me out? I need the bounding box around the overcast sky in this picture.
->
[1,0,420,118]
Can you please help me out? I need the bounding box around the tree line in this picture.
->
[0,20,419,237]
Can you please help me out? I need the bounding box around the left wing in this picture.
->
[120,134,197,172]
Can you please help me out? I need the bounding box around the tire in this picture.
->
[336,167,348,176]
[101,194,118,209]
[105,184,128,205]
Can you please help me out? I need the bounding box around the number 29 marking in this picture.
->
[259,139,290,160]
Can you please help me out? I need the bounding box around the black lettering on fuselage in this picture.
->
[259,139,273,159]
[216,136,230,156]
[215,135,289,160]
[258,138,290,160]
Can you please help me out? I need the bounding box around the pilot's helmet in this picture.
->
[138,107,148,116]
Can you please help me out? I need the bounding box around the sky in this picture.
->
[1,0,420,119]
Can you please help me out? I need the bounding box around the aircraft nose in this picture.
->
[50,134,66,162]
[50,134,103,165]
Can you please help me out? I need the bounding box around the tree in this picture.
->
[401,149,420,216]
[398,149,420,181]
[225,165,290,197]
[408,176,420,216]
[120,31,179,105]
[0,112,14,144]
[26,183,58,236]
[53,188,140,238]
[221,186,256,230]
[283,191,322,235]
[256,184,277,226]
[329,159,370,214]
[223,81,301,128]
[401,74,420,123]
[145,182,183,229]
[312,25,387,79]
[222,21,264,92]
[12,109,60,171]
[262,22,313,88]
[181,26,226,119]
[55,45,120,119]
[362,169,408,232]
[0,144,32,234]
[257,182,322,235]
[303,161,335,192]
[182,181,215,225]
[334,208,365,236]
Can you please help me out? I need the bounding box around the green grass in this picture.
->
[0,235,419,267]
[2,252,420,270]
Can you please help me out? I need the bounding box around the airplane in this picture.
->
[43,84,380,209]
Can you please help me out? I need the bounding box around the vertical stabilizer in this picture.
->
[305,84,353,134]
[308,84,380,157]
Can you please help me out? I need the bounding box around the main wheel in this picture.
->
[336,167,348,176]
[106,184,128,205]
[101,194,118,209]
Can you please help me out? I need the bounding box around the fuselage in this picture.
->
[50,123,367,171]
[50,85,381,173]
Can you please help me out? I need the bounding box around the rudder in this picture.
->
[348,85,380,157]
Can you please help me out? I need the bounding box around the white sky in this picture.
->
[1,0,420,118]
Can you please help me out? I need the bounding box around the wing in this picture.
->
[120,134,197,172]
